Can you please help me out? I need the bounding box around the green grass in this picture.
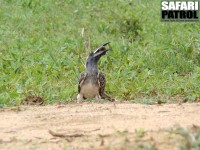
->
[0,0,200,105]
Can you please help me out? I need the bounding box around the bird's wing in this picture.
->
[98,72,115,101]
[78,72,87,93]
[97,72,106,97]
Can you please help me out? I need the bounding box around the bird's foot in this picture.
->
[95,95,101,99]
[77,94,83,103]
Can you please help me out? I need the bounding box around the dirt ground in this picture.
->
[0,102,200,150]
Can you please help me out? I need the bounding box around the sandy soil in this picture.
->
[0,102,200,150]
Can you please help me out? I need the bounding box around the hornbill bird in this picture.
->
[77,42,114,103]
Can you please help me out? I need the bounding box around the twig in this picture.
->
[49,130,84,138]
[98,134,111,138]
[84,128,100,133]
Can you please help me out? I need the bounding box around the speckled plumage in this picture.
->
[77,42,114,103]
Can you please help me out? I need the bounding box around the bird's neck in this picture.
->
[86,63,98,75]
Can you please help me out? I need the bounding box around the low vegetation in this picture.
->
[0,0,199,106]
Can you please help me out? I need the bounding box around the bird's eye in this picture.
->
[89,52,93,56]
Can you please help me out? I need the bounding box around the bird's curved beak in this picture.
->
[93,42,111,58]
[93,48,110,58]
[94,42,111,54]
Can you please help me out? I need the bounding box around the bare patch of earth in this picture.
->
[0,102,200,150]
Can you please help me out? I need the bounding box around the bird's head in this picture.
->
[85,42,111,69]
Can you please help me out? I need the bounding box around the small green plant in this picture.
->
[176,127,200,150]
[135,129,146,138]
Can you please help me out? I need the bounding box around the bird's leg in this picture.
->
[77,94,83,103]
[95,94,101,99]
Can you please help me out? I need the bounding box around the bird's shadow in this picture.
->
[82,98,112,103]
